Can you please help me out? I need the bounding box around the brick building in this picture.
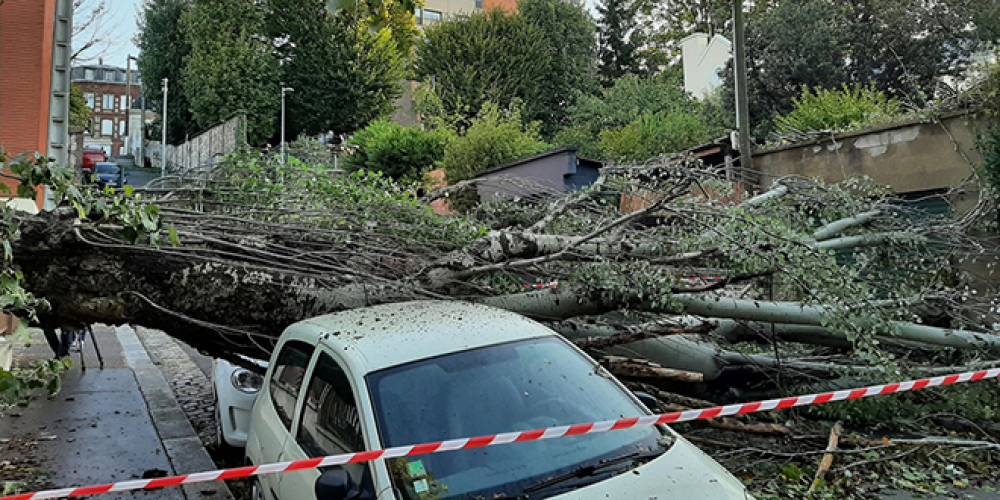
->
[71,63,143,158]
[0,0,72,210]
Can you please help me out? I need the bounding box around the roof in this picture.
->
[476,147,600,177]
[300,301,557,372]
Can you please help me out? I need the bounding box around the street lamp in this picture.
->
[161,77,168,178]
[280,86,294,165]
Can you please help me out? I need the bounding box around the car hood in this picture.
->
[550,436,749,499]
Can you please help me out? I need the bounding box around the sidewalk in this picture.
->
[0,326,231,500]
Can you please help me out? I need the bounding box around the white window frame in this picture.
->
[102,94,115,110]
[100,119,113,137]
[84,93,95,109]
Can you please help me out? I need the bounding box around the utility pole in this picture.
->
[280,86,294,165]
[732,0,753,183]
[125,55,139,159]
[161,78,168,177]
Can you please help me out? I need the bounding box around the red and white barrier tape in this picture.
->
[4,367,999,500]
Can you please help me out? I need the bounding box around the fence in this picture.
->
[149,114,247,173]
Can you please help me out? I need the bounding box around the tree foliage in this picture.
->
[554,73,722,159]
[181,0,280,144]
[441,103,551,182]
[136,0,194,144]
[69,85,91,132]
[722,0,985,139]
[272,1,405,137]
[775,84,901,134]
[518,0,598,136]
[595,0,646,82]
[598,111,719,162]
[415,10,550,129]
[345,120,451,180]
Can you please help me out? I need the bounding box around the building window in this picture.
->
[475,0,482,8]
[100,119,113,137]
[120,95,128,111]
[84,93,95,109]
[118,119,126,137]
[423,8,442,23]
[102,94,115,110]
[85,68,95,80]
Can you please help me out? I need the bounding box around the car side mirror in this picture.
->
[634,391,660,410]
[315,467,357,499]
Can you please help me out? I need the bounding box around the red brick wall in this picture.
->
[0,0,56,208]
[74,81,142,156]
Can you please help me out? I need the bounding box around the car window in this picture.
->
[296,352,374,497]
[268,340,314,430]
[96,163,119,174]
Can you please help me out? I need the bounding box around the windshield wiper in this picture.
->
[521,447,665,496]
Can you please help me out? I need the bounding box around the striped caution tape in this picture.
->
[4,367,999,500]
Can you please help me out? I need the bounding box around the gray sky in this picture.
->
[89,0,601,69]
[76,0,142,67]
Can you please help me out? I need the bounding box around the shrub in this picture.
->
[597,111,718,162]
[345,121,451,180]
[775,84,901,134]
[553,72,723,160]
[441,103,551,182]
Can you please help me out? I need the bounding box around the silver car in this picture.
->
[245,301,751,499]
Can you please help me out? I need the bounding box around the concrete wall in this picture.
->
[753,111,989,194]
[680,33,731,100]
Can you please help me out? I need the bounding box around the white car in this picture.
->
[245,301,751,499]
[212,356,266,448]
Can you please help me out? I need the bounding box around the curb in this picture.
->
[116,325,234,500]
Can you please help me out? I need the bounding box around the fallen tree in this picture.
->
[1,149,998,393]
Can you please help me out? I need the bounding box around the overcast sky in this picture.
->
[87,0,600,69]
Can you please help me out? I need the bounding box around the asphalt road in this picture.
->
[123,166,160,188]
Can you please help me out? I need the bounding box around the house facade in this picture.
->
[71,63,143,158]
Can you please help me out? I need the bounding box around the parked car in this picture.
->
[81,148,107,175]
[212,356,266,449]
[245,301,750,500]
[91,162,126,189]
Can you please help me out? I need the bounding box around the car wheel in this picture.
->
[251,477,265,500]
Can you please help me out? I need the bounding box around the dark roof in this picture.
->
[476,148,603,177]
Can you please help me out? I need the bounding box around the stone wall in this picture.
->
[753,110,989,194]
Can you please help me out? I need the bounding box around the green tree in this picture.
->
[182,0,280,144]
[136,0,194,144]
[553,72,720,159]
[519,0,598,136]
[722,0,985,138]
[414,10,551,129]
[441,103,551,182]
[775,84,901,134]
[595,0,645,82]
[271,1,405,136]
[69,85,91,131]
[598,111,717,162]
[640,0,731,66]
[345,120,451,179]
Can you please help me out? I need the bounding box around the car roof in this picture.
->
[95,161,118,166]
[294,301,557,373]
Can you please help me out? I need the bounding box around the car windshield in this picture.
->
[95,163,119,174]
[367,337,668,499]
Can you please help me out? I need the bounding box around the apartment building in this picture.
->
[71,62,143,158]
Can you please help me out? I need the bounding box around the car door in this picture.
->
[253,339,315,499]
[276,350,378,500]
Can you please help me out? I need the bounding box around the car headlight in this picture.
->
[231,368,264,394]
